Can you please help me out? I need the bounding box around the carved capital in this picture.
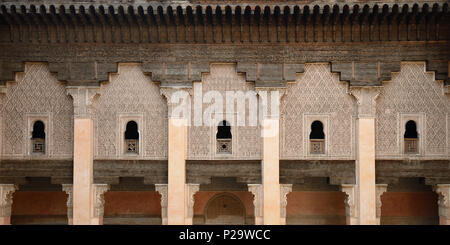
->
[248,184,263,220]
[160,86,192,119]
[92,184,109,218]
[66,86,100,119]
[280,184,292,219]
[255,88,286,119]
[155,184,168,225]
[341,184,357,218]
[0,184,17,217]
[376,184,388,218]
[349,86,381,118]
[185,184,199,219]
[434,184,450,218]
[62,184,73,219]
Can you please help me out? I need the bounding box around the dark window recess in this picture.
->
[125,121,139,154]
[309,120,325,154]
[31,120,45,154]
[404,120,418,154]
[217,120,232,154]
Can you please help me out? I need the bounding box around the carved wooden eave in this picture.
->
[0,1,448,44]
[0,1,448,87]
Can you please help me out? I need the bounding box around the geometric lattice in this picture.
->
[281,63,354,159]
[93,64,167,159]
[376,62,449,157]
[188,64,261,159]
[1,63,73,158]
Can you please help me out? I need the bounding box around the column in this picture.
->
[66,86,100,225]
[248,184,263,225]
[434,184,450,225]
[185,184,199,225]
[155,184,168,225]
[62,184,73,225]
[280,184,292,225]
[0,184,17,225]
[160,87,190,225]
[376,184,388,225]
[341,184,358,225]
[350,87,380,225]
[257,88,284,225]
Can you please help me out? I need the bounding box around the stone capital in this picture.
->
[248,184,263,224]
[280,184,292,220]
[434,184,450,219]
[0,184,17,218]
[92,184,109,218]
[160,86,192,119]
[66,86,101,119]
[185,184,199,221]
[155,184,168,225]
[341,184,357,220]
[62,184,73,219]
[376,184,388,219]
[349,86,381,118]
[255,87,286,119]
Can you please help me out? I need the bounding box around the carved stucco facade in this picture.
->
[376,62,450,159]
[0,63,73,159]
[93,64,168,159]
[188,64,261,160]
[1,62,447,162]
[280,63,355,160]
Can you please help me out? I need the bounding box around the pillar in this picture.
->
[66,86,100,225]
[155,184,168,225]
[280,184,292,225]
[91,184,109,225]
[248,184,263,225]
[257,88,284,225]
[0,184,17,225]
[434,184,450,225]
[350,87,381,225]
[376,184,388,225]
[62,184,73,225]
[185,184,199,225]
[160,87,190,225]
[341,184,358,225]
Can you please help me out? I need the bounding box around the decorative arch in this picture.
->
[204,192,246,225]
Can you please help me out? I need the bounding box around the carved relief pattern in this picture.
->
[281,64,354,158]
[376,63,449,156]
[93,64,167,158]
[341,184,357,218]
[186,184,200,219]
[375,184,388,218]
[189,64,261,159]
[62,184,73,218]
[0,184,17,217]
[93,184,109,218]
[155,184,168,225]
[280,184,292,219]
[1,63,73,157]
[434,184,450,218]
[248,184,263,218]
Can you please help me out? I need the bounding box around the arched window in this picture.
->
[404,120,418,153]
[217,120,232,154]
[125,121,139,154]
[309,120,325,154]
[31,120,45,154]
